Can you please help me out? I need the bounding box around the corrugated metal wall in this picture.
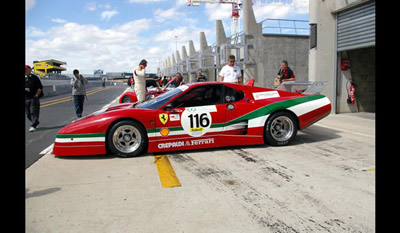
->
[337,1,375,51]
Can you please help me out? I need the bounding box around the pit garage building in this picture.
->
[309,0,375,113]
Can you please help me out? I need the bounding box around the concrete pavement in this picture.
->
[26,113,375,233]
[25,83,128,168]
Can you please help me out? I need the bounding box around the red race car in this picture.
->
[119,87,166,103]
[53,81,331,157]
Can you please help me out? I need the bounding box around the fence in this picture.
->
[260,18,309,36]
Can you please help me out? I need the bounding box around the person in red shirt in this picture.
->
[163,73,185,90]
[275,60,295,87]
[128,76,134,90]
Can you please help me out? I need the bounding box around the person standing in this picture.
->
[71,69,88,118]
[25,65,43,132]
[101,76,106,88]
[127,76,134,90]
[133,59,147,103]
[162,76,168,87]
[196,69,207,82]
[219,55,242,84]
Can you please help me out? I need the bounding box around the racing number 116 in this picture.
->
[188,113,210,128]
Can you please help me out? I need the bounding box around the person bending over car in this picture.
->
[274,60,295,88]
[163,72,185,91]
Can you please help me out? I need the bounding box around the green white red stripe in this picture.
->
[55,133,105,143]
[55,95,330,142]
[147,94,330,138]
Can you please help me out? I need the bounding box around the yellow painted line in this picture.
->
[86,87,109,95]
[41,97,73,107]
[41,95,72,105]
[41,87,106,105]
[40,87,109,108]
[154,155,181,188]
[41,98,72,108]
[362,168,375,172]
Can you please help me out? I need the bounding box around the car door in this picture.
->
[222,84,265,145]
[155,84,226,151]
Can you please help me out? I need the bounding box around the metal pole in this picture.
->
[175,35,178,51]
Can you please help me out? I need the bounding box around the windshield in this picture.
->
[136,87,184,109]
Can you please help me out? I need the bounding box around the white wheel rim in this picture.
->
[112,125,141,153]
[270,116,294,142]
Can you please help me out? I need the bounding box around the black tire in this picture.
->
[121,95,132,103]
[107,120,147,157]
[264,111,298,146]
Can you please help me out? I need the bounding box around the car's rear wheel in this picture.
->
[107,120,147,157]
[264,111,297,146]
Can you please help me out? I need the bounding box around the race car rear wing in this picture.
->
[276,81,328,95]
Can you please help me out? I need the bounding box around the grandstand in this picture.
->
[33,59,67,77]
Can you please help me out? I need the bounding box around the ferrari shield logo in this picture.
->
[159,113,168,125]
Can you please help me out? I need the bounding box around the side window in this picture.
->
[224,86,244,103]
[171,85,223,108]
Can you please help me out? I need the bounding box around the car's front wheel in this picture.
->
[121,95,132,103]
[107,120,147,157]
[264,111,298,146]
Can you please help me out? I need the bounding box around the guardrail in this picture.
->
[41,73,104,80]
[260,18,309,36]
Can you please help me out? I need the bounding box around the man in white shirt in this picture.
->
[133,59,147,103]
[219,55,242,84]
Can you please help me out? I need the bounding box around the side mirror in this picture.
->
[163,103,175,112]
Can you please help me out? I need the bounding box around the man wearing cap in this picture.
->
[133,59,147,103]
[25,65,43,132]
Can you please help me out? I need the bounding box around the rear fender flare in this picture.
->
[264,109,300,130]
[263,109,300,146]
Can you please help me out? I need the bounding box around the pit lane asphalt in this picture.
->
[26,112,375,233]
[25,82,129,168]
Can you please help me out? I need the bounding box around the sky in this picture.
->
[25,0,309,74]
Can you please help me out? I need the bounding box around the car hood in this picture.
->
[58,103,152,134]
[68,103,134,124]
[96,103,133,114]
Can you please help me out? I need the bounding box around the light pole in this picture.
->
[174,35,178,51]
